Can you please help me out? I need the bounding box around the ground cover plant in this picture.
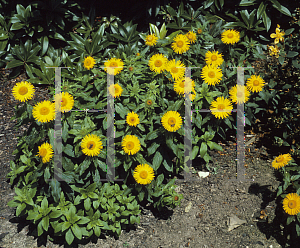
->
[2,0,300,246]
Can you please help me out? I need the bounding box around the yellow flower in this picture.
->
[210,96,233,119]
[221,29,240,44]
[229,85,250,104]
[53,92,74,113]
[83,56,96,70]
[272,154,292,169]
[133,164,155,185]
[205,51,224,67]
[268,45,280,58]
[108,83,123,98]
[186,31,197,44]
[12,81,35,102]
[246,75,265,93]
[122,135,141,155]
[145,34,158,46]
[81,134,103,157]
[161,111,182,132]
[201,65,223,86]
[174,77,195,95]
[126,112,140,126]
[104,58,124,75]
[197,28,202,34]
[32,100,55,123]
[166,59,185,81]
[171,34,190,54]
[36,142,54,163]
[148,54,168,74]
[270,24,285,44]
[282,193,300,215]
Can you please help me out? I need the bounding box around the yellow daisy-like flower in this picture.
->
[145,34,158,46]
[36,142,54,163]
[81,134,103,157]
[12,81,35,102]
[32,100,55,123]
[104,58,124,75]
[268,45,280,58]
[126,112,140,127]
[136,53,140,56]
[148,54,168,74]
[186,31,197,44]
[171,34,190,54]
[161,111,183,132]
[166,59,185,81]
[108,83,123,98]
[205,51,224,67]
[272,153,292,169]
[246,75,265,93]
[282,193,300,216]
[174,77,195,95]
[221,29,240,45]
[83,56,96,70]
[270,24,285,44]
[229,85,250,104]
[210,96,233,119]
[53,92,74,113]
[201,65,223,86]
[133,164,155,185]
[122,135,141,155]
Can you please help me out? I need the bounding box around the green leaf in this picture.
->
[191,146,199,160]
[257,2,266,19]
[147,142,160,156]
[41,216,49,231]
[239,0,256,6]
[156,174,164,187]
[37,221,44,236]
[10,22,25,31]
[145,130,159,141]
[200,142,207,158]
[152,151,163,170]
[71,224,82,240]
[6,60,23,69]
[66,228,74,245]
[287,215,295,225]
[63,144,75,157]
[262,12,271,31]
[286,51,299,58]
[84,198,91,211]
[40,36,49,56]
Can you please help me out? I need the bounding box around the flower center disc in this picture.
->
[61,98,67,107]
[168,117,176,127]
[19,86,28,95]
[218,104,225,111]
[110,62,118,67]
[211,55,217,61]
[227,33,234,38]
[171,67,178,73]
[208,71,215,78]
[288,200,296,209]
[147,36,153,41]
[130,118,135,123]
[154,60,162,67]
[188,34,193,40]
[140,170,148,179]
[40,148,47,157]
[86,60,91,66]
[40,107,50,115]
[253,80,259,86]
[177,41,184,48]
[276,157,284,162]
[87,141,95,150]
[126,141,134,150]
[179,81,185,88]
[237,92,243,98]
[198,29,202,34]
[114,86,119,93]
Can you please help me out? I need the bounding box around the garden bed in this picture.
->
[0,69,288,247]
